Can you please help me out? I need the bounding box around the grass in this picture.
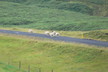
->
[0,33,108,72]
[1,0,108,16]
[84,30,108,41]
[0,1,108,31]
[0,62,25,72]
[0,0,108,72]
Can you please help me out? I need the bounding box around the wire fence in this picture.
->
[6,60,54,72]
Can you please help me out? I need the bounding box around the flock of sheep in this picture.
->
[44,31,60,37]
[28,29,60,37]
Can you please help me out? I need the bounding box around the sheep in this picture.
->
[44,31,50,35]
[49,31,60,37]
[49,32,55,37]
[28,29,33,33]
[55,32,60,36]
[44,31,60,37]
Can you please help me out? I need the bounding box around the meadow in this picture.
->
[0,0,108,72]
[0,33,108,72]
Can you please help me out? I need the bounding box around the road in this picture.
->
[0,29,108,47]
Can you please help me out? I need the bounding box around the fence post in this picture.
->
[28,65,31,72]
[19,61,21,70]
[8,60,10,65]
[52,69,53,72]
[8,57,10,65]
[39,68,41,72]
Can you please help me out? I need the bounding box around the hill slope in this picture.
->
[0,0,108,16]
[0,1,108,31]
[0,34,108,72]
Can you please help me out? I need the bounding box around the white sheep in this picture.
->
[55,32,60,36]
[44,31,60,37]
[49,31,60,37]
[44,31,50,35]
[28,29,33,33]
[49,32,55,37]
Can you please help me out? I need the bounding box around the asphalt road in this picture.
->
[0,29,108,47]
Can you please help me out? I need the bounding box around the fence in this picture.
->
[7,60,54,72]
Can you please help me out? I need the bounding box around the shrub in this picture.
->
[0,0,27,3]
[57,3,93,15]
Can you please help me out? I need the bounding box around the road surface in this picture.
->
[0,29,108,47]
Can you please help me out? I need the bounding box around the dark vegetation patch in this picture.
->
[0,0,27,3]
[56,3,93,15]
[0,20,34,25]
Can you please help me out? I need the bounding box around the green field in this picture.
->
[0,0,108,71]
[0,0,108,31]
[0,63,25,72]
[0,34,108,72]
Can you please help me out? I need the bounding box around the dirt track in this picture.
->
[0,29,108,47]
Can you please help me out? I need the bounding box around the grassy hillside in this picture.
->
[0,62,25,72]
[1,0,108,16]
[52,0,108,16]
[0,34,108,72]
[0,1,108,31]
